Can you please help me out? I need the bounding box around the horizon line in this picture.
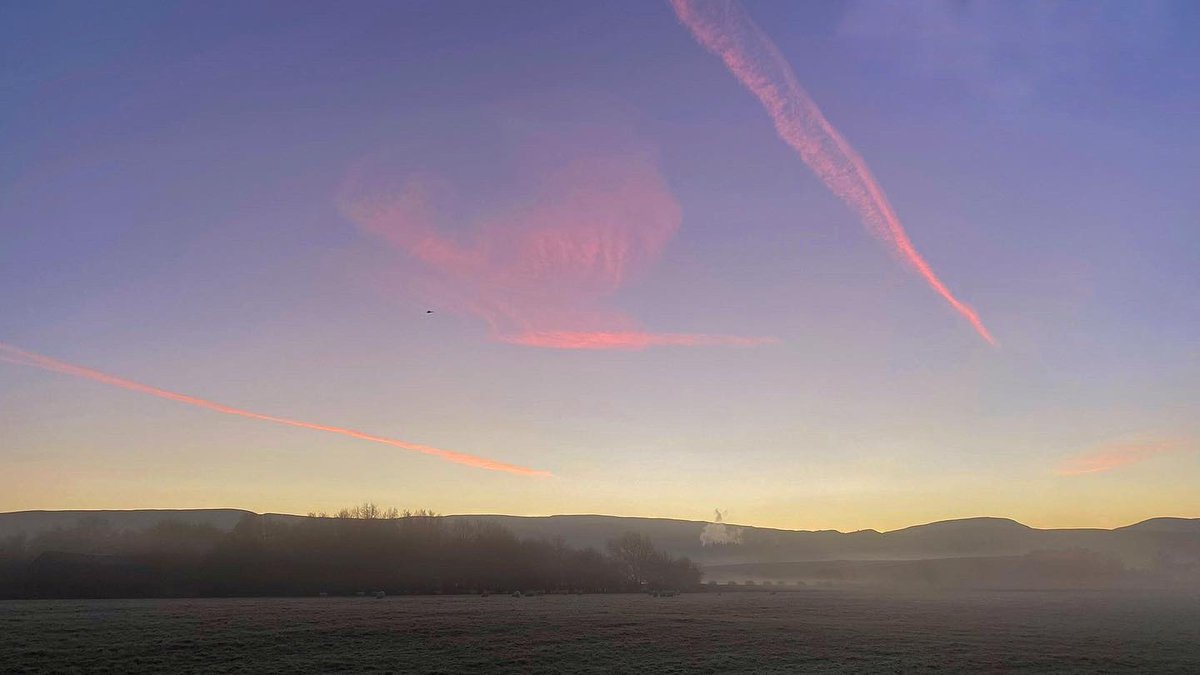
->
[2,507,1195,535]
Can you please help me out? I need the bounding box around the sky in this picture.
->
[2,0,1198,532]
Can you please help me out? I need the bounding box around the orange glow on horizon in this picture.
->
[670,0,996,346]
[0,342,550,477]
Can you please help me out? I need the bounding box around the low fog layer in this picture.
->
[2,509,1197,595]
[0,506,700,599]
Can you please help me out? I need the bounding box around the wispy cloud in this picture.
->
[670,0,995,345]
[341,145,775,350]
[1056,439,1185,476]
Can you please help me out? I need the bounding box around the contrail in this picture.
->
[505,331,779,350]
[670,0,996,345]
[0,341,550,477]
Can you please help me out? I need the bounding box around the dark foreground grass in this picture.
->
[2,590,1198,672]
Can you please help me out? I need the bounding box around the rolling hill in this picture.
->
[3,509,1198,575]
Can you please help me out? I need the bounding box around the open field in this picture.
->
[3,590,1199,672]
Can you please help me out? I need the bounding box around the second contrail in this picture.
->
[670,0,996,345]
[0,341,550,477]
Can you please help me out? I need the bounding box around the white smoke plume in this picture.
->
[700,509,744,546]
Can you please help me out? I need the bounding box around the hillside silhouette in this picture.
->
[0,505,700,599]
[2,508,1198,596]
[10,510,1197,565]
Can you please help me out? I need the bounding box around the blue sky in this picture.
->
[2,1,1197,529]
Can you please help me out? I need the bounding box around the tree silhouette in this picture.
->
[0,506,702,598]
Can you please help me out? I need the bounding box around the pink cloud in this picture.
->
[341,149,776,350]
[1056,439,1186,476]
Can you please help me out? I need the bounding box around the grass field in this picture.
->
[3,590,1199,672]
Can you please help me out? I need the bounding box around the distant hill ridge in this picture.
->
[2,509,1197,569]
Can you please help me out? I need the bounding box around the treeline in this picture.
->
[0,505,701,598]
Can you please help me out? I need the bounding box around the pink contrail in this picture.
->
[670,0,995,345]
[1056,440,1184,476]
[0,342,550,477]
[504,331,780,350]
